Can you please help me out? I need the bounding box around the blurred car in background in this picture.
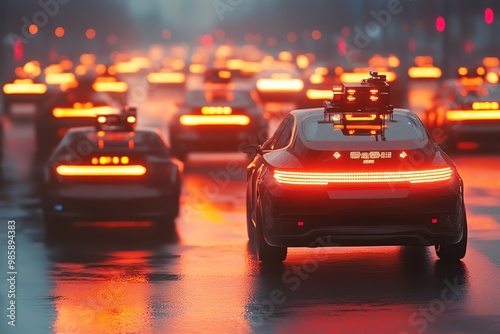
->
[147,69,187,91]
[246,72,467,263]
[35,77,122,157]
[92,75,129,106]
[255,67,304,104]
[204,68,233,85]
[2,61,47,117]
[2,78,48,117]
[297,65,342,109]
[169,87,268,161]
[42,110,183,236]
[425,75,500,150]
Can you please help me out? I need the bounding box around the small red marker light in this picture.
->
[432,218,438,224]
[298,221,304,226]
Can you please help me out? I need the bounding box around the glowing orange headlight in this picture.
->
[273,167,453,185]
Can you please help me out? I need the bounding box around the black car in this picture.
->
[42,110,183,235]
[425,78,500,150]
[246,72,467,262]
[169,88,268,161]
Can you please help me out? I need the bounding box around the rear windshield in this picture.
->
[302,114,425,144]
[60,130,169,157]
[185,90,256,107]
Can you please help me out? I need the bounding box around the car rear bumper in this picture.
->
[264,217,464,247]
[43,185,178,221]
[261,180,464,247]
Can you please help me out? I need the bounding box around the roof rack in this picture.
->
[321,71,394,140]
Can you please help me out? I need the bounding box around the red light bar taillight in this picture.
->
[446,110,500,121]
[179,115,250,126]
[273,167,453,185]
[56,165,146,176]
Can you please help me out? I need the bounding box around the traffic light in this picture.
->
[485,8,494,24]
[436,17,446,32]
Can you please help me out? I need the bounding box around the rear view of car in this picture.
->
[426,76,500,150]
[246,72,467,263]
[35,77,121,157]
[43,110,182,236]
[169,88,268,161]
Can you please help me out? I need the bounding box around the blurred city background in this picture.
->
[1,0,498,82]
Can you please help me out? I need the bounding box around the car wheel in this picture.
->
[435,203,467,261]
[256,198,287,262]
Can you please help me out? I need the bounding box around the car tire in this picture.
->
[256,198,287,262]
[435,203,467,261]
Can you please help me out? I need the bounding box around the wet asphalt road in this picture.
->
[1,83,500,334]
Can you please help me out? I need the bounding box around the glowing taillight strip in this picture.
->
[92,81,128,93]
[446,110,500,121]
[407,67,442,79]
[306,89,332,100]
[45,72,76,85]
[273,167,453,185]
[179,115,250,126]
[147,72,186,84]
[3,81,47,94]
[56,165,146,176]
[256,78,304,92]
[52,106,118,118]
